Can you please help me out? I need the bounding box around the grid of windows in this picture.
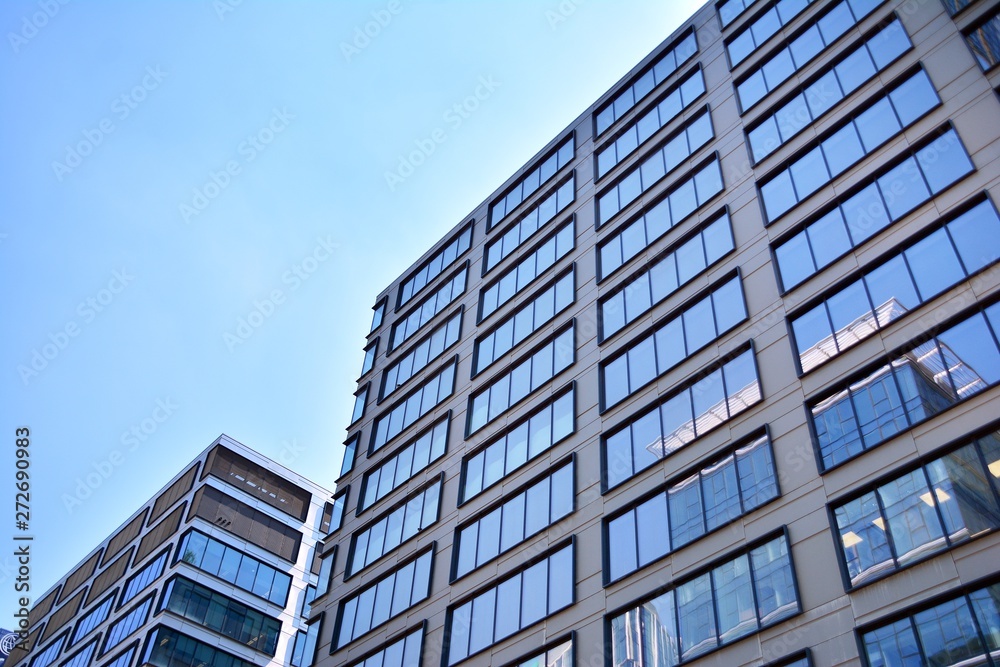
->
[601,274,747,409]
[142,626,256,667]
[965,8,1000,70]
[760,69,940,223]
[791,198,1000,373]
[102,596,151,655]
[811,302,1000,470]
[736,0,885,111]
[727,0,819,67]
[120,549,169,606]
[833,433,1000,587]
[462,387,575,503]
[605,347,762,489]
[861,582,1000,667]
[606,434,778,583]
[371,359,457,452]
[484,175,575,274]
[597,108,715,227]
[343,626,423,667]
[454,459,574,580]
[596,67,706,179]
[598,157,724,279]
[60,639,98,667]
[382,310,462,400]
[399,224,473,308]
[70,593,114,646]
[389,267,467,351]
[31,635,67,667]
[334,548,434,650]
[600,212,734,341]
[161,576,282,655]
[595,29,698,136]
[360,417,448,512]
[475,269,575,375]
[347,479,441,577]
[748,18,911,163]
[176,530,292,606]
[718,0,762,27]
[610,534,798,664]
[490,136,574,228]
[446,542,574,666]
[480,221,575,322]
[774,127,975,291]
[467,324,575,436]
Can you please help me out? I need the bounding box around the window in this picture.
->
[774,127,974,291]
[176,530,292,606]
[727,0,819,67]
[399,223,473,308]
[161,576,282,655]
[748,18,911,163]
[371,359,457,453]
[370,298,386,334]
[600,211,734,341]
[490,135,574,228]
[446,542,574,666]
[604,346,762,489]
[480,221,575,322]
[381,310,462,401]
[760,68,939,223]
[791,197,1000,373]
[120,549,169,606]
[833,433,1000,587]
[343,626,423,667]
[475,269,575,375]
[598,156,725,280]
[941,0,973,14]
[30,635,67,667]
[390,266,467,351]
[351,384,369,425]
[606,433,778,583]
[453,458,574,580]
[70,593,115,646]
[595,29,698,136]
[718,0,763,27]
[360,417,448,512]
[101,644,136,667]
[347,478,442,577]
[736,0,885,111]
[59,639,98,667]
[861,581,1000,667]
[142,625,257,667]
[504,638,572,667]
[329,487,347,533]
[102,596,152,655]
[484,175,575,274]
[596,67,706,179]
[965,8,1000,70]
[811,301,1000,470]
[315,546,337,600]
[360,340,377,377]
[302,584,317,617]
[601,273,747,409]
[609,533,798,665]
[467,324,575,436]
[597,108,715,227]
[339,433,360,479]
[290,623,322,667]
[334,547,434,650]
[461,386,575,503]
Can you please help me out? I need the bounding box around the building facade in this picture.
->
[10,436,336,667]
[315,1,1000,666]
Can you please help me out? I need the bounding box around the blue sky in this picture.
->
[0,0,703,614]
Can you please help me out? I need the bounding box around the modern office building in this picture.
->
[9,435,337,667]
[314,0,1000,666]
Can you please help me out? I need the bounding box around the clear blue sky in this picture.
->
[0,0,704,616]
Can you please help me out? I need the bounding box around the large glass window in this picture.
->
[339,433,360,479]
[446,543,574,665]
[748,19,911,163]
[120,549,170,606]
[600,212,734,341]
[597,109,714,227]
[60,639,98,667]
[102,596,152,655]
[176,530,292,607]
[350,384,369,426]
[360,339,378,378]
[811,302,1000,470]
[142,625,257,667]
[774,128,975,291]
[609,534,798,666]
[334,548,434,650]
[760,69,939,223]
[598,158,724,280]
[791,198,1000,373]
[605,347,762,489]
[727,0,819,67]
[454,459,574,579]
[508,639,573,667]
[965,8,1000,70]
[467,325,574,436]
[607,434,778,582]
[370,298,386,334]
[484,176,575,274]
[382,310,462,400]
[718,0,762,27]
[490,135,574,227]
[461,387,575,503]
[601,274,747,409]
[360,417,448,512]
[290,623,321,667]
[398,223,473,308]
[348,479,441,577]
[371,359,456,452]
[101,645,136,667]
[70,593,115,646]
[343,626,423,667]
[595,29,698,136]
[31,636,67,667]
[390,266,467,351]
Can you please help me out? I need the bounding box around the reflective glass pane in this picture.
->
[843,183,891,244]
[678,574,717,660]
[856,98,901,152]
[775,230,816,289]
[879,159,931,220]
[926,445,1000,540]
[877,470,946,566]
[702,457,741,531]
[636,494,669,566]
[823,123,865,176]
[632,409,664,475]
[835,47,876,93]
[864,255,920,327]
[947,201,1000,273]
[937,314,1000,388]
[918,130,973,193]
[714,555,758,643]
[750,537,797,625]
[761,171,797,221]
[827,279,874,352]
[834,492,893,585]
[863,619,921,667]
[890,71,938,126]
[669,474,704,548]
[913,598,984,667]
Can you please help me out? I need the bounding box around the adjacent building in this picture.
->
[315,1,1000,666]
